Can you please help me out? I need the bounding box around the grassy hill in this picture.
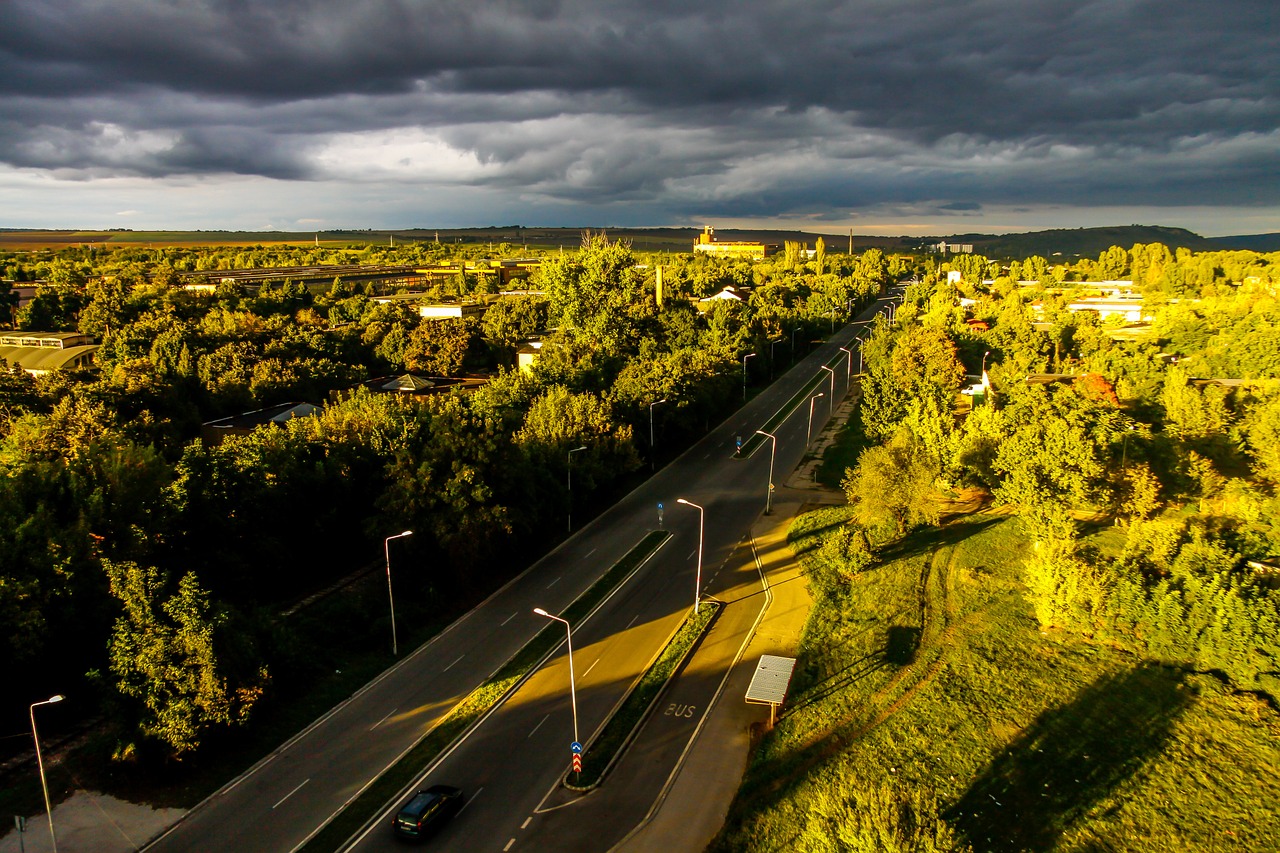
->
[712,507,1280,851]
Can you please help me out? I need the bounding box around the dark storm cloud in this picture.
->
[1,0,1277,217]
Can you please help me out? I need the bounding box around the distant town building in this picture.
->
[517,340,543,373]
[935,242,974,254]
[370,293,488,321]
[200,402,319,446]
[693,226,768,260]
[0,331,99,376]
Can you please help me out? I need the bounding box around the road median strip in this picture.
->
[565,601,720,791]
[299,530,671,853]
[740,350,849,457]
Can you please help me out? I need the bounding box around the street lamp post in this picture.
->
[30,695,64,853]
[807,392,826,443]
[532,609,578,750]
[567,446,587,533]
[820,365,836,411]
[384,530,413,656]
[791,327,800,364]
[838,346,853,384]
[648,399,667,471]
[769,339,782,380]
[742,353,756,401]
[676,498,705,613]
[754,430,777,514]
[981,350,991,376]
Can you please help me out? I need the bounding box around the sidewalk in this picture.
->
[609,395,852,853]
[612,496,816,853]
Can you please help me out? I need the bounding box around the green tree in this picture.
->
[481,296,549,361]
[106,561,267,755]
[843,426,940,536]
[1242,392,1280,486]
[538,234,647,355]
[403,318,477,376]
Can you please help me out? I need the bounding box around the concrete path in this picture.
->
[0,791,183,853]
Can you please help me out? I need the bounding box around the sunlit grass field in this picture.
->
[713,509,1280,851]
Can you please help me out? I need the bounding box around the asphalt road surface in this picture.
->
[146,291,898,853]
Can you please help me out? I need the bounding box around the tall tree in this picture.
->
[106,561,267,755]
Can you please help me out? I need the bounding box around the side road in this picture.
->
[610,402,849,852]
[611,491,823,853]
[504,390,850,853]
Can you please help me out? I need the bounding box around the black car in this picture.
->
[391,785,465,841]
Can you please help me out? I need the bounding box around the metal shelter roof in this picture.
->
[745,655,797,706]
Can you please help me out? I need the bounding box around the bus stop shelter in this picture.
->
[745,654,797,726]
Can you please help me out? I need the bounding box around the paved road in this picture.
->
[342,297,896,853]
[147,292,897,853]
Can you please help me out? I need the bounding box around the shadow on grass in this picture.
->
[788,519,854,554]
[944,661,1192,852]
[874,516,1003,567]
[786,651,887,715]
[787,618,919,715]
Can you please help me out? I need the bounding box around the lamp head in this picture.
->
[676,498,690,506]
[401,530,413,537]
[533,607,549,617]
[49,695,64,703]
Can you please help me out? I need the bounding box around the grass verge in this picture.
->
[813,398,870,489]
[566,601,720,790]
[300,530,670,852]
[712,510,1280,851]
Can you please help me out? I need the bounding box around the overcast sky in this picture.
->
[2,0,1277,236]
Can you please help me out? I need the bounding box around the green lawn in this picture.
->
[713,511,1280,851]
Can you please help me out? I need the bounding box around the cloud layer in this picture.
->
[2,0,1277,233]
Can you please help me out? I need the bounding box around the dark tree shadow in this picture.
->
[944,662,1192,852]
[885,625,922,665]
[785,651,887,714]
[873,516,1003,566]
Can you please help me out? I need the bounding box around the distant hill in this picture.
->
[923,225,1280,259]
[1204,233,1280,252]
[930,225,1215,259]
[3,224,1276,257]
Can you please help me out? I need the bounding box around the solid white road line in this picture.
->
[272,779,309,810]
[501,611,518,626]
[369,709,397,731]
[582,658,600,678]
[443,654,465,672]
[546,576,561,589]
[457,787,482,816]
[528,714,550,738]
